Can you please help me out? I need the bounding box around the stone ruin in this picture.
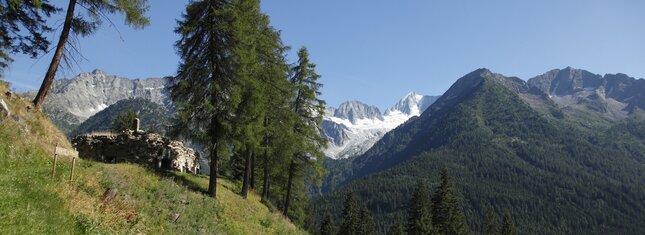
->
[72,129,200,174]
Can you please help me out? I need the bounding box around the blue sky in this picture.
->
[3,0,645,110]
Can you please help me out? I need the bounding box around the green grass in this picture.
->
[0,81,305,234]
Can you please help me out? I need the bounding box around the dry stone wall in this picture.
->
[72,130,200,174]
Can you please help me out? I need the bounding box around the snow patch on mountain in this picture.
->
[322,92,439,159]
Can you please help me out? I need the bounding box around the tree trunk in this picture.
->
[261,148,271,200]
[261,117,270,200]
[33,0,77,108]
[250,150,255,189]
[241,148,252,198]
[207,141,218,198]
[283,159,296,216]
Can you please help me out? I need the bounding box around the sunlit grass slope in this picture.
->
[0,80,304,234]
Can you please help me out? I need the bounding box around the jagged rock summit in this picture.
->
[333,101,383,123]
[385,91,437,116]
[526,67,645,119]
[28,69,171,133]
[321,92,440,159]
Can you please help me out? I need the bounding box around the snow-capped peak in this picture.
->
[322,91,440,159]
[384,91,424,116]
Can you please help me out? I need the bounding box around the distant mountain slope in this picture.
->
[26,70,170,134]
[322,93,439,159]
[314,69,645,234]
[70,98,171,137]
[527,67,645,120]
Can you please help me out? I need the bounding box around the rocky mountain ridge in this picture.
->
[526,67,645,120]
[27,69,170,133]
[31,68,645,162]
[32,69,440,160]
[332,101,383,122]
[322,92,439,159]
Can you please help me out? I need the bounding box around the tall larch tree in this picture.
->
[500,211,517,235]
[229,0,264,199]
[339,193,361,235]
[359,205,377,235]
[282,46,326,218]
[0,0,58,73]
[256,24,292,202]
[407,181,435,235]
[482,208,500,235]
[170,0,239,198]
[431,166,471,235]
[320,211,336,235]
[224,0,295,202]
[388,216,406,235]
[33,0,149,108]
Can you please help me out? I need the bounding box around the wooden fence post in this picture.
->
[51,144,58,181]
[51,154,58,181]
[70,157,76,182]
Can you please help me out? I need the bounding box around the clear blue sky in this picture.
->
[3,0,645,110]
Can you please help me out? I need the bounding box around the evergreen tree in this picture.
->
[320,212,336,235]
[431,166,471,235]
[339,193,361,235]
[407,181,435,235]
[170,0,238,198]
[500,211,517,235]
[482,208,499,235]
[0,0,58,72]
[112,110,136,132]
[257,30,291,202]
[359,205,377,235]
[388,216,405,235]
[228,151,246,180]
[229,0,264,199]
[283,46,326,217]
[33,0,150,108]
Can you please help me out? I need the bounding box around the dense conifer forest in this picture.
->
[312,71,645,234]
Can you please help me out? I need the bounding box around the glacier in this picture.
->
[321,92,439,159]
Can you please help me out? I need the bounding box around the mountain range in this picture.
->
[25,69,170,134]
[322,93,439,159]
[31,70,437,162]
[315,68,645,234]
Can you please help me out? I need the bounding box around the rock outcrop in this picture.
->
[526,67,645,120]
[72,130,200,174]
[0,98,9,117]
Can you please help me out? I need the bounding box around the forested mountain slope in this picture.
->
[70,97,171,137]
[315,69,645,234]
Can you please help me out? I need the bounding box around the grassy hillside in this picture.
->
[0,80,304,234]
